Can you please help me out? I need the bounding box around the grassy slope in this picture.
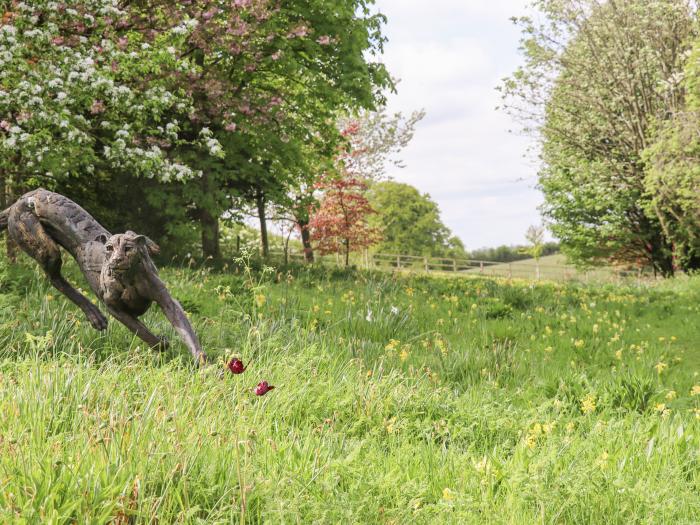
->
[1,257,699,523]
[462,254,623,282]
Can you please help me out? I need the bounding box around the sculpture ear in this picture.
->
[134,234,161,256]
[95,233,108,244]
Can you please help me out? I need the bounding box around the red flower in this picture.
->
[254,381,275,396]
[227,358,246,374]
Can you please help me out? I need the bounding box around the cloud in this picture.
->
[374,0,545,249]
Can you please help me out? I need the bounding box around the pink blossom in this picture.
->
[225,123,237,132]
[270,50,282,61]
[51,36,65,46]
[90,100,106,114]
[288,25,308,38]
[117,37,128,50]
[0,121,10,132]
[317,35,331,45]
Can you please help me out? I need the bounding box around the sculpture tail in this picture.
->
[0,207,9,233]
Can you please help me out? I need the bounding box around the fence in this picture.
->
[268,249,647,284]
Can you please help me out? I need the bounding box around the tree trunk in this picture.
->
[297,218,314,263]
[344,239,350,267]
[4,170,19,263]
[256,190,269,258]
[200,208,221,264]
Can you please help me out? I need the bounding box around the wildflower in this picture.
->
[574,339,584,349]
[654,403,667,413]
[399,347,409,362]
[580,393,596,415]
[690,385,700,396]
[254,381,275,396]
[665,390,677,401]
[385,339,400,352]
[365,309,373,322]
[654,362,668,374]
[442,488,454,501]
[227,358,246,374]
[615,350,622,360]
[254,293,266,308]
[595,451,609,469]
[544,346,553,353]
[390,305,399,315]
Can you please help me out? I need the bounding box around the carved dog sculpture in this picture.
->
[0,188,207,364]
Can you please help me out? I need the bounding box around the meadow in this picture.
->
[0,254,699,524]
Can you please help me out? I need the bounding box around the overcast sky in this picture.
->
[373,0,541,249]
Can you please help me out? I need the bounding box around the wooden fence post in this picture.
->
[396,255,401,269]
[452,259,457,272]
[424,257,429,272]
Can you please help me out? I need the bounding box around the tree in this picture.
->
[642,37,700,272]
[367,181,466,257]
[273,107,424,263]
[337,108,425,181]
[0,1,207,204]
[309,176,380,266]
[523,224,546,279]
[501,0,697,276]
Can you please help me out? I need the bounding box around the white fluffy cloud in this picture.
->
[374,0,545,249]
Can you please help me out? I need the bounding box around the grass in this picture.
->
[461,254,633,282]
[1,254,699,523]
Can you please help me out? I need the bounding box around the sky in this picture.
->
[372,0,542,249]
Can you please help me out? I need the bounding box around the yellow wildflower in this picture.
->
[580,393,597,415]
[442,488,454,501]
[690,385,700,396]
[654,362,668,374]
[254,293,266,308]
[666,390,677,401]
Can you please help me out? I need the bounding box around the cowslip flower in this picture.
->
[255,381,275,396]
[228,358,246,374]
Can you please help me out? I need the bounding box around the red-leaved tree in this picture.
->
[309,176,381,266]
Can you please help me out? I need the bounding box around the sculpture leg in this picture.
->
[105,306,168,351]
[8,207,108,331]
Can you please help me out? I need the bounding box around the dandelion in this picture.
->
[580,393,597,414]
[442,488,454,501]
[254,381,275,396]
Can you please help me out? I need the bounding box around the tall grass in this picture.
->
[1,256,699,523]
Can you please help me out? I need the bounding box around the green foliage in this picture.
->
[502,0,697,275]
[368,181,466,257]
[642,36,700,271]
[1,257,699,522]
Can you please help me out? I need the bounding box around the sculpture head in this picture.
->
[99,230,160,273]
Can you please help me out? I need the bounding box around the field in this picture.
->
[1,255,699,523]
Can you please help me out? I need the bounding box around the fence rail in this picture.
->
[267,249,648,284]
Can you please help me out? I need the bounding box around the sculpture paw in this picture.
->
[87,309,108,331]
